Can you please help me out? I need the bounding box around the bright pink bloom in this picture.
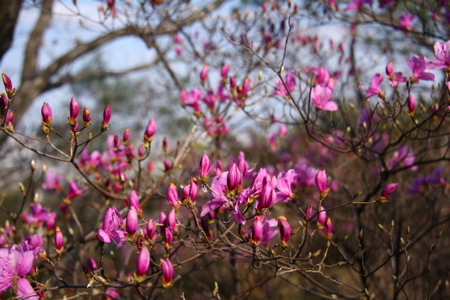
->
[98,207,127,246]
[427,40,450,70]
[276,169,296,202]
[311,85,338,111]
[161,258,174,288]
[407,94,416,114]
[399,13,415,31]
[136,247,150,277]
[4,110,13,127]
[88,257,98,271]
[365,73,384,100]
[257,184,276,210]
[274,70,296,97]
[42,170,63,192]
[315,170,328,193]
[165,209,177,232]
[407,55,435,83]
[67,181,83,199]
[0,244,38,300]
[385,61,407,87]
[164,227,173,246]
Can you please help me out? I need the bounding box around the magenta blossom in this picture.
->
[67,180,83,199]
[274,70,296,97]
[427,40,450,70]
[407,55,435,83]
[399,13,415,32]
[98,207,127,246]
[379,183,398,202]
[385,61,407,87]
[42,170,63,192]
[311,85,338,111]
[365,73,385,100]
[0,244,38,300]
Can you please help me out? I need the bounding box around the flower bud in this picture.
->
[146,219,157,243]
[257,184,276,211]
[126,206,138,235]
[143,118,157,145]
[199,153,211,179]
[250,216,263,247]
[167,183,179,208]
[315,170,327,193]
[164,160,172,171]
[83,107,91,127]
[0,93,8,111]
[164,227,173,251]
[69,97,79,119]
[278,216,291,248]
[378,183,398,202]
[181,178,198,205]
[123,129,131,145]
[5,110,14,130]
[2,73,15,98]
[136,247,150,277]
[324,217,333,238]
[317,206,326,225]
[129,190,140,211]
[221,64,230,82]
[55,227,64,257]
[101,105,111,131]
[161,258,174,288]
[200,64,208,85]
[304,205,313,221]
[41,103,52,134]
[407,94,416,115]
[227,164,242,191]
[88,257,98,271]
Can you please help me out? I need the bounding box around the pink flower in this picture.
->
[317,206,327,225]
[274,70,296,97]
[250,216,263,246]
[143,118,157,142]
[366,73,385,100]
[101,105,112,131]
[380,183,398,199]
[200,65,208,84]
[98,207,127,246]
[67,181,83,199]
[227,164,242,190]
[311,85,338,111]
[129,190,140,211]
[407,55,435,83]
[344,0,372,11]
[41,102,52,125]
[407,94,416,114]
[0,244,38,300]
[399,13,415,31]
[42,170,63,192]
[386,61,407,87]
[427,40,450,70]
[278,216,291,247]
[54,227,64,252]
[1,73,15,98]
[167,183,179,208]
[324,217,333,238]
[315,170,328,193]
[199,153,211,178]
[126,206,138,235]
[136,247,150,277]
[161,258,174,288]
